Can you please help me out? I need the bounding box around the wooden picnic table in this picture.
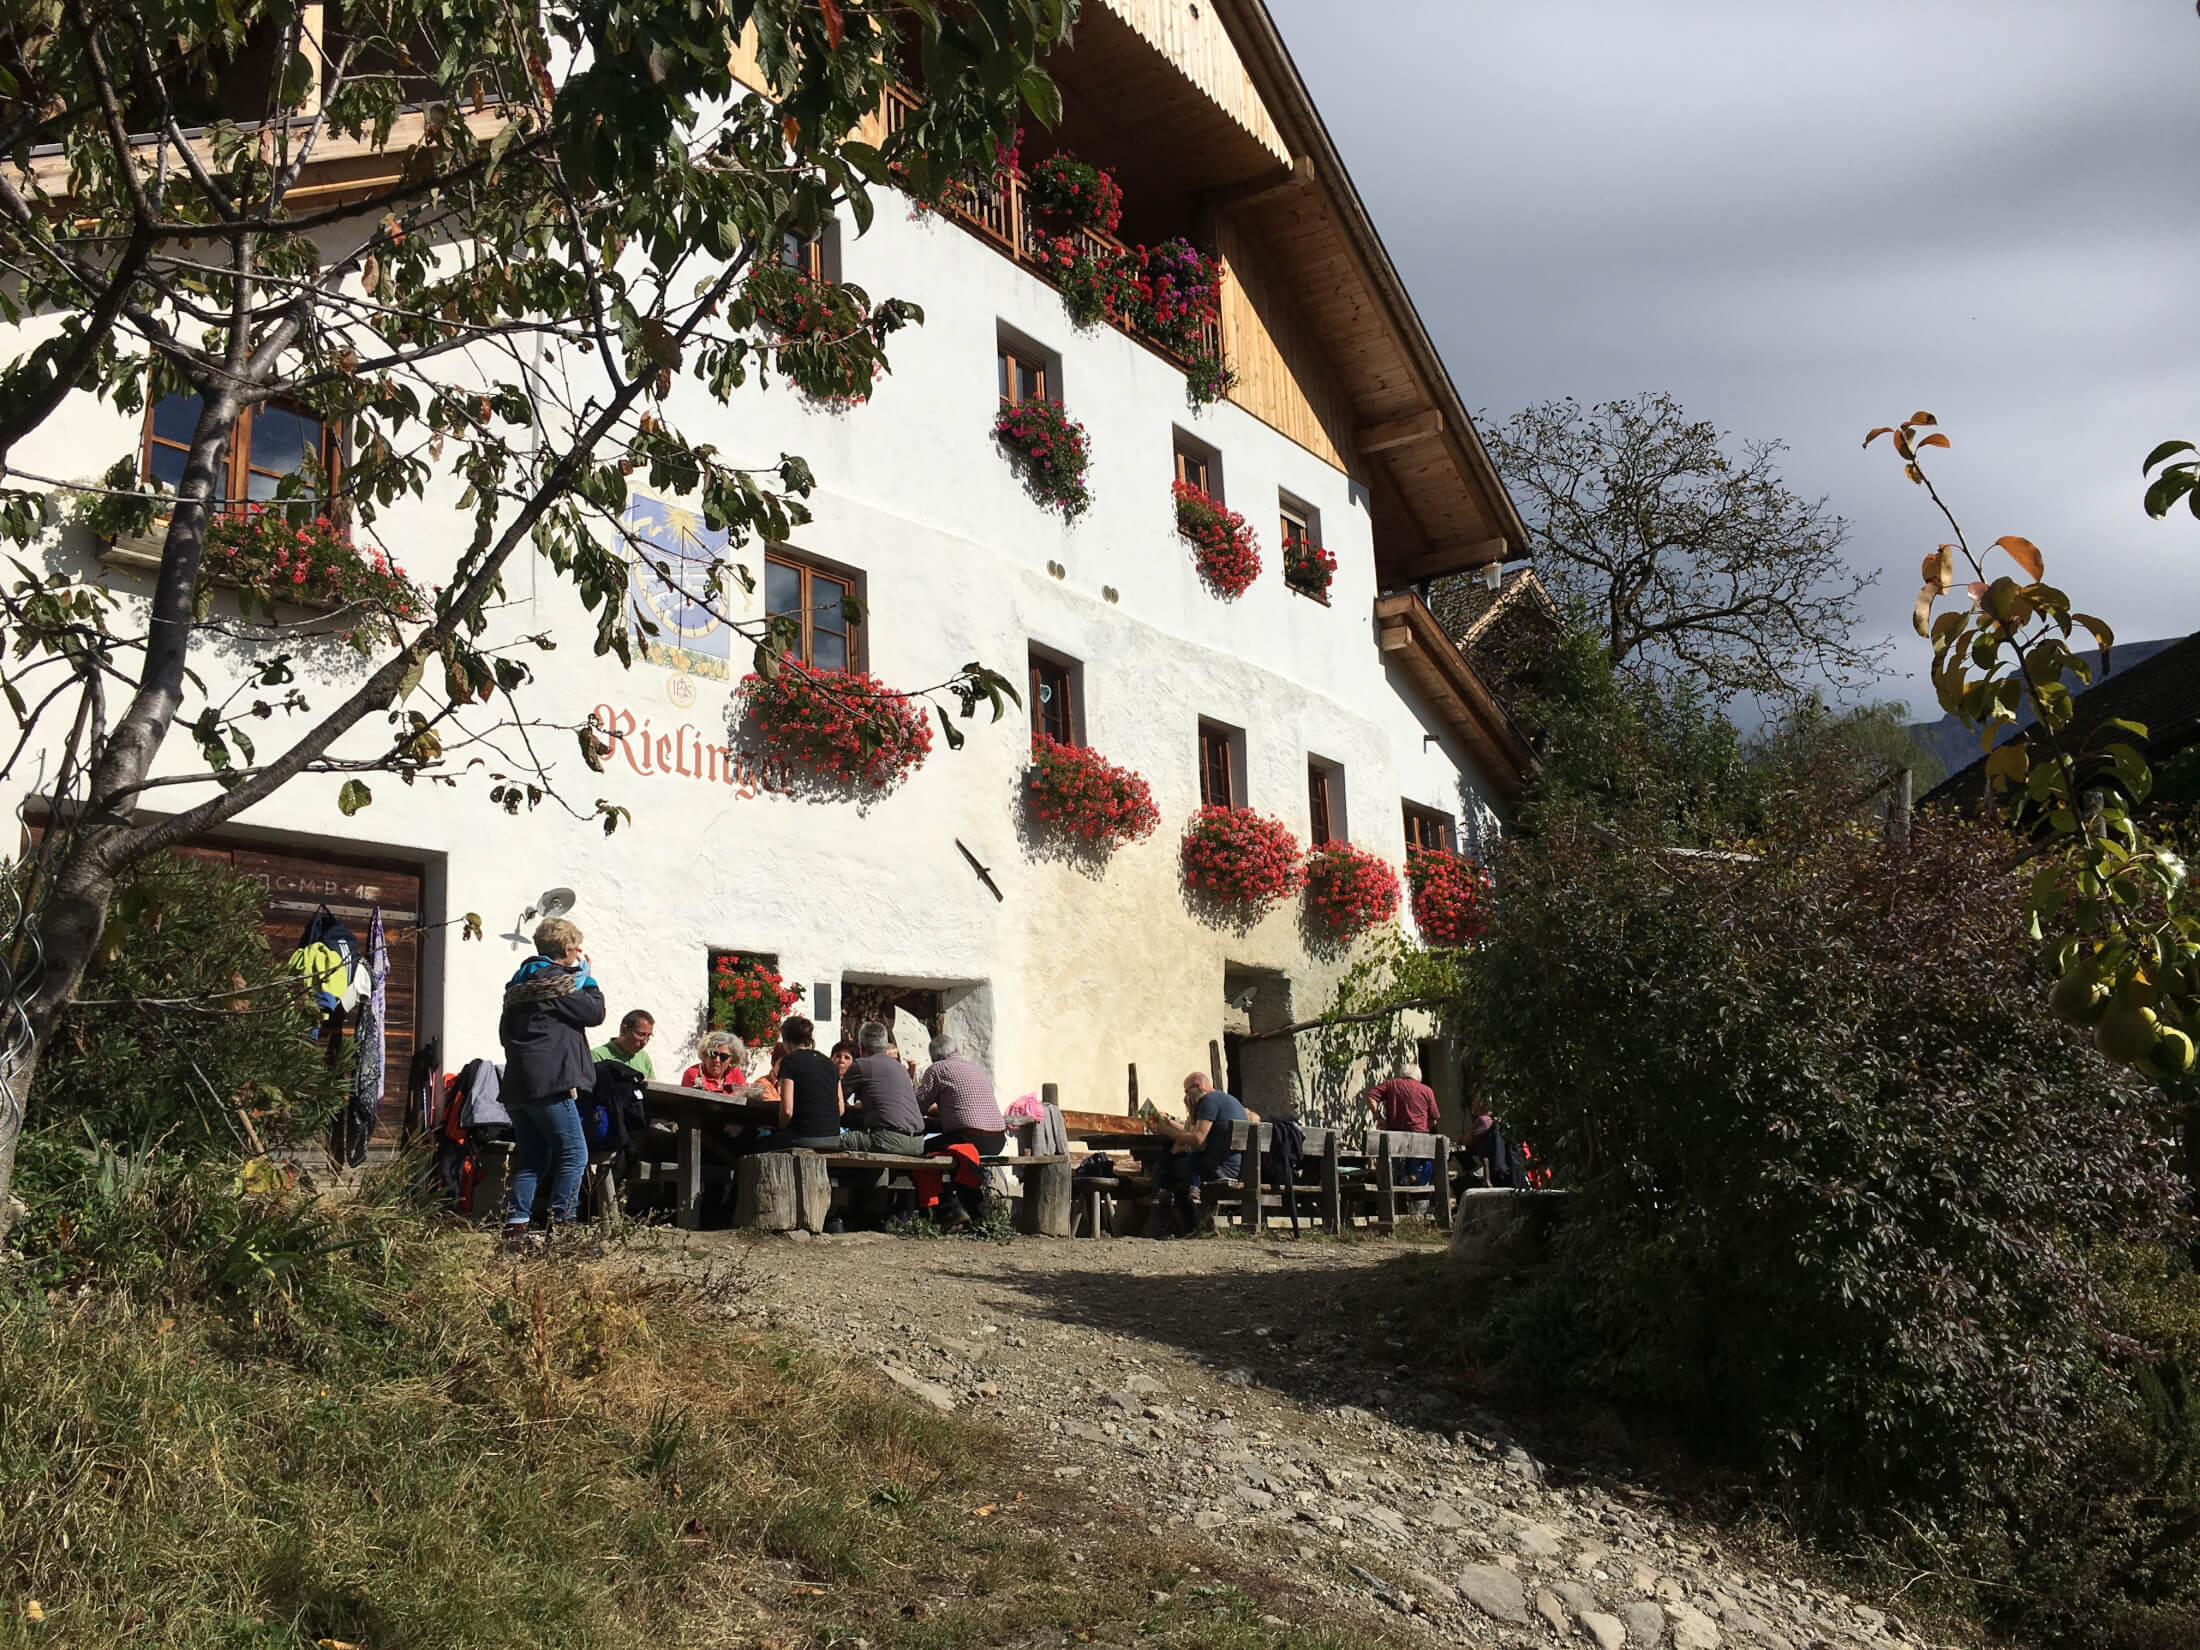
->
[635,1079,779,1229]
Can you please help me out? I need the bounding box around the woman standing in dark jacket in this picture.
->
[499,917,605,1245]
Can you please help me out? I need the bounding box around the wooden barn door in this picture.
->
[173,843,426,1138]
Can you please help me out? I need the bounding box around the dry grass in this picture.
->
[0,1197,1405,1650]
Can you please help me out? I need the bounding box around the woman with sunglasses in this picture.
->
[680,1029,748,1093]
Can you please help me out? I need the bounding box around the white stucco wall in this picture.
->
[2,185,1506,1123]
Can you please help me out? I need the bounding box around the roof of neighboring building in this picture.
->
[1425,565,1562,719]
[1926,630,2200,808]
[1907,636,2183,782]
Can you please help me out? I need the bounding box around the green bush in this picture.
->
[30,853,344,1154]
[1459,788,2197,1643]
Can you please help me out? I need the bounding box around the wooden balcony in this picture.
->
[880,85,1225,375]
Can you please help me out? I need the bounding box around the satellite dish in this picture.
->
[534,887,577,922]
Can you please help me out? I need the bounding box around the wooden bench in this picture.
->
[1359,1130,1453,1234]
[1248,1123,1346,1235]
[728,1149,1075,1235]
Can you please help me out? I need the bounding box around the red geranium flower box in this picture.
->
[1181,804,1303,912]
[1303,842,1401,938]
[708,952,801,1046]
[1027,734,1160,850]
[738,665,933,791]
[1407,846,1490,947]
[1173,481,1260,599]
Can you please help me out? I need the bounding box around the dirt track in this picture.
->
[630,1226,1936,1650]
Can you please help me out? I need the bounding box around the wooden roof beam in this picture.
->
[1372,590,1533,796]
[1357,409,1443,454]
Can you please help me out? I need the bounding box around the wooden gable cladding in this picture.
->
[1097,0,1289,163]
[1213,213,1352,472]
[1046,2,1292,212]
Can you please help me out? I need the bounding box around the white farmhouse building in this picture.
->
[5,0,1531,1132]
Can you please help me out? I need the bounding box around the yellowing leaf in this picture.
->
[359,255,379,297]
[1909,409,1938,425]
[1985,743,2031,790]
[1918,432,1951,449]
[1863,426,1894,447]
[1914,586,1937,637]
[1994,534,2044,580]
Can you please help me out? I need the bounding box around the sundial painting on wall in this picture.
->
[625,494,736,684]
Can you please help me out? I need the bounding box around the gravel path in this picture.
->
[636,1228,1940,1650]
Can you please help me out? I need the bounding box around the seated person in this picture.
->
[916,1032,1006,1153]
[839,1021,925,1155]
[590,1009,656,1079]
[682,1030,747,1092]
[916,1032,1006,1225]
[773,1017,843,1148]
[1147,1072,1246,1237]
[830,1038,858,1085]
[1364,1063,1440,1184]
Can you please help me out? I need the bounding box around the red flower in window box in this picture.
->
[1029,153,1125,236]
[1180,804,1303,912]
[1173,481,1260,599]
[199,505,424,634]
[1027,734,1159,851]
[994,397,1092,518]
[1283,532,1337,599]
[738,665,933,791]
[1302,842,1401,938]
[1406,846,1490,947]
[708,952,802,1047]
[732,264,893,404]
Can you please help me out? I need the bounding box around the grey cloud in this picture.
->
[1265,0,2200,708]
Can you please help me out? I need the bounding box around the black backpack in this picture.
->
[578,1058,646,1155]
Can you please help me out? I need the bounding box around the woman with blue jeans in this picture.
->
[498,917,606,1246]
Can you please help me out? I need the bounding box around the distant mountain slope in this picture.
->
[1906,636,2184,776]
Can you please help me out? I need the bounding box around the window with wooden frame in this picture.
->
[1280,493,1325,591]
[779,229,826,281]
[1199,720,1239,809]
[1308,760,1336,847]
[998,341,1049,407]
[1029,649,1077,745]
[1173,433,1218,499]
[1402,801,1455,854]
[140,393,339,504]
[764,547,865,673]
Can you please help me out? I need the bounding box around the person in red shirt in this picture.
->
[1363,1064,1440,1133]
[681,1030,747,1092]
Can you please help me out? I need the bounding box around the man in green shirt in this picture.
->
[590,1009,656,1080]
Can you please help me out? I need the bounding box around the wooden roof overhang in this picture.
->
[1203,0,1529,588]
[1375,590,1533,796]
[1044,2,1294,220]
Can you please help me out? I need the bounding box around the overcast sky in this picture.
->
[1263,0,2200,717]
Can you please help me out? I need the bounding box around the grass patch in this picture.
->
[0,1150,1406,1650]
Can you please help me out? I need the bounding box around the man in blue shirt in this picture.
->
[1148,1071,1248,1237]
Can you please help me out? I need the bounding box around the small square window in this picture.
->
[1029,649,1079,745]
[139,392,338,506]
[1403,801,1455,853]
[1173,429,1222,501]
[765,546,866,672]
[999,344,1049,407]
[1308,758,1347,847]
[1199,719,1241,809]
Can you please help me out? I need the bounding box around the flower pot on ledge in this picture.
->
[99,510,426,629]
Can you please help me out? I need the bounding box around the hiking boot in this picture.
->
[500,1222,538,1254]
